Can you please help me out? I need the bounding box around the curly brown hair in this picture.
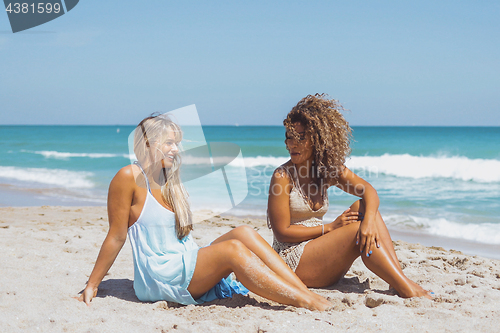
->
[284,93,352,180]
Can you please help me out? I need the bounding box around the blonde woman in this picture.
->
[267,94,432,298]
[78,114,330,311]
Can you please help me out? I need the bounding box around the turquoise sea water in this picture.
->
[1,125,499,248]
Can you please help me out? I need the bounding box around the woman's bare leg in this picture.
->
[350,199,400,268]
[211,225,309,292]
[295,222,430,298]
[349,200,425,292]
[187,239,331,311]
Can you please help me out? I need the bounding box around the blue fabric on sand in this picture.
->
[127,163,248,305]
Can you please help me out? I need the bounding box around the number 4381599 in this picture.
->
[5,2,62,14]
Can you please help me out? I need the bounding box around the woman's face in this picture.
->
[154,130,180,169]
[285,122,313,166]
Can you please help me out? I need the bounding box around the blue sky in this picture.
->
[1,1,499,126]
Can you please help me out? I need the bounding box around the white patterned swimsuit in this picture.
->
[269,167,329,272]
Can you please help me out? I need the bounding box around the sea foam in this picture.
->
[23,150,130,159]
[384,214,500,245]
[0,166,94,188]
[241,156,288,168]
[346,154,500,183]
[238,154,500,183]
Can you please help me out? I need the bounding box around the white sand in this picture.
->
[1,206,499,332]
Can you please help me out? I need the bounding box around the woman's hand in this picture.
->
[329,208,360,231]
[77,285,98,306]
[356,216,380,257]
[335,167,381,256]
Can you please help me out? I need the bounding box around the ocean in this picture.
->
[1,125,499,255]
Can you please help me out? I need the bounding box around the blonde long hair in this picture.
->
[134,114,193,239]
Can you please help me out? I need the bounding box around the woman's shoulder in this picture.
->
[272,161,293,180]
[115,164,137,180]
[110,164,141,189]
[324,164,347,187]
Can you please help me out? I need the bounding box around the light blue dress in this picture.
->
[127,163,249,305]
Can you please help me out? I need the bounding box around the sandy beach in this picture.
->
[1,206,500,332]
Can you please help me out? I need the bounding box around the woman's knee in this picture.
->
[350,199,365,213]
[232,225,258,239]
[219,239,255,268]
[222,239,248,255]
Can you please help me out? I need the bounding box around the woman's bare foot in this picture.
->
[398,280,433,299]
[300,292,332,311]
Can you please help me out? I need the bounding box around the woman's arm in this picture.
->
[78,166,134,305]
[268,169,326,243]
[335,166,380,255]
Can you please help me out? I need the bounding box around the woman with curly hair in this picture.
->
[267,94,431,298]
